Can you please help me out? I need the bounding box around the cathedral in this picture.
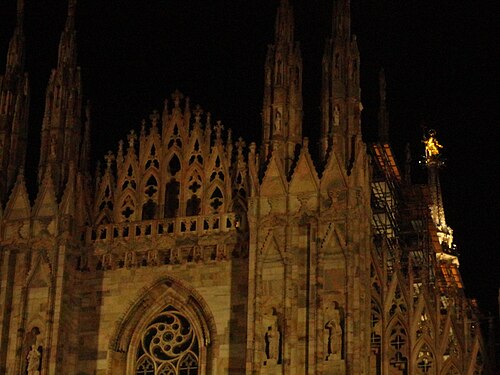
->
[0,0,494,374]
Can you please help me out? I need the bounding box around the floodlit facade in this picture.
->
[0,0,493,374]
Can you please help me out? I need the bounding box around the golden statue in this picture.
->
[423,129,443,159]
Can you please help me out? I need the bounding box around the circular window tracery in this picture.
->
[136,306,199,375]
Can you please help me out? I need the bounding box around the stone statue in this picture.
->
[265,325,280,362]
[27,344,41,375]
[333,105,340,128]
[423,130,443,159]
[325,307,342,360]
[50,135,57,158]
[274,110,282,134]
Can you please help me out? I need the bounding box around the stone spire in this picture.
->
[0,0,29,203]
[38,0,83,196]
[320,0,361,170]
[79,100,91,174]
[57,0,78,70]
[5,0,25,76]
[423,130,454,252]
[261,0,303,173]
[378,68,389,143]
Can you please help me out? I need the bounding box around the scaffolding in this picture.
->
[369,143,434,283]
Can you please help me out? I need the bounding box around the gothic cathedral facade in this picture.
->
[0,0,491,374]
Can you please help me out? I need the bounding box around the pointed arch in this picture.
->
[165,152,182,177]
[25,251,53,289]
[95,210,112,226]
[439,315,462,364]
[258,231,286,266]
[441,361,460,375]
[164,177,180,219]
[412,293,436,341]
[107,276,217,375]
[184,167,204,216]
[187,136,204,167]
[289,146,320,194]
[143,139,161,171]
[385,274,409,319]
[164,116,185,150]
[386,317,410,375]
[118,192,137,222]
[141,171,160,220]
[206,182,225,214]
[413,340,436,375]
[232,170,247,200]
[96,182,114,213]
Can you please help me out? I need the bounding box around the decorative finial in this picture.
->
[214,121,224,139]
[172,90,183,108]
[303,137,309,149]
[150,110,159,128]
[104,151,115,169]
[193,105,203,124]
[236,137,246,160]
[249,142,257,157]
[127,130,137,148]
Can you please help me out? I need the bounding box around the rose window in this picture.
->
[136,306,199,375]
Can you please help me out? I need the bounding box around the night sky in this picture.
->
[0,1,498,315]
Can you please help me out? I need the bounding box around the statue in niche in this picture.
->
[27,344,42,375]
[171,248,181,264]
[333,105,340,128]
[125,251,136,268]
[263,308,281,365]
[102,253,113,270]
[216,244,227,260]
[325,303,343,361]
[22,327,42,375]
[147,250,159,266]
[265,68,271,86]
[274,110,282,134]
[265,324,280,363]
[50,135,57,159]
[78,254,90,272]
[192,246,203,262]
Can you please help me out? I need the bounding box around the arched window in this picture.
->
[135,306,199,375]
[165,179,180,218]
[142,200,157,220]
[388,320,408,375]
[416,344,435,374]
[186,195,201,217]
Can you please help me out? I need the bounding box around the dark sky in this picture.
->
[1,1,498,314]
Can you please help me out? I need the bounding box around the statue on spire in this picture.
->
[422,129,443,162]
